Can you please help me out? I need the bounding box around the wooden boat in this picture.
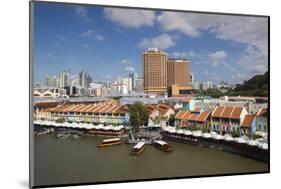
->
[130,142,145,156]
[97,138,122,147]
[153,140,173,152]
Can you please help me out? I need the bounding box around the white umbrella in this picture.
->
[184,130,192,136]
[177,129,184,134]
[247,140,259,146]
[202,133,212,138]
[192,130,202,137]
[235,137,247,144]
[223,134,234,141]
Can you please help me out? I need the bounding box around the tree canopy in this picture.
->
[128,102,149,131]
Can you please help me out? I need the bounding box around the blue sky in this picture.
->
[33,2,268,85]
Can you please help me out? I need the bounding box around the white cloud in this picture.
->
[74,6,91,22]
[157,12,268,56]
[171,50,198,58]
[104,8,156,28]
[157,12,221,37]
[236,45,268,74]
[208,50,227,60]
[120,59,133,65]
[125,66,135,72]
[81,30,104,41]
[211,17,268,56]
[137,33,176,49]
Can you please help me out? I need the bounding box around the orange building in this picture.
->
[167,59,191,87]
[142,48,167,95]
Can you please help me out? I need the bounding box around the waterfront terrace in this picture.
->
[35,101,130,125]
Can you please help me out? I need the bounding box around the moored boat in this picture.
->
[130,142,145,156]
[97,138,122,147]
[153,140,173,152]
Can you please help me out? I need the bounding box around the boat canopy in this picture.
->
[102,138,121,143]
[133,142,145,149]
[155,140,167,146]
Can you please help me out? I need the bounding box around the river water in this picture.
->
[34,134,268,186]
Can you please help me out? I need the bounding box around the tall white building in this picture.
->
[59,70,70,88]
[128,72,138,90]
[202,81,213,91]
[79,71,92,87]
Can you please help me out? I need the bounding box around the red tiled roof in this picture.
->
[241,115,255,128]
[212,106,243,119]
[257,108,267,117]
[175,110,210,122]
[197,112,210,122]
[221,107,233,118]
[182,111,192,120]
[212,106,224,117]
[229,107,243,119]
[49,103,127,114]
[175,110,187,119]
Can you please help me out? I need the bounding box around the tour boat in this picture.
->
[153,140,173,152]
[97,138,122,147]
[130,142,146,156]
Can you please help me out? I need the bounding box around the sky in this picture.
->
[33,2,268,85]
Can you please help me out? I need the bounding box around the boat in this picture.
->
[130,142,145,156]
[97,138,122,147]
[153,140,173,152]
[160,129,199,145]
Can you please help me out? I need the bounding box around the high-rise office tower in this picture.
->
[59,70,70,88]
[79,71,92,88]
[167,59,191,87]
[142,48,167,95]
[128,72,138,90]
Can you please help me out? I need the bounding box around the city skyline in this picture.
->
[34,2,268,85]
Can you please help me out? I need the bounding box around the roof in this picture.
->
[49,102,127,114]
[175,110,210,122]
[155,140,167,146]
[241,115,255,128]
[212,106,243,119]
[35,102,61,108]
[147,104,172,115]
[257,108,268,117]
[102,138,121,143]
[133,142,145,149]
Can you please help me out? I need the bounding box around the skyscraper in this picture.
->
[128,72,138,90]
[167,59,191,87]
[142,48,167,95]
[59,70,70,88]
[79,71,92,88]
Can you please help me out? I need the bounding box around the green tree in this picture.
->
[128,102,149,132]
[168,114,175,126]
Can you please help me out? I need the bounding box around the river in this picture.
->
[34,134,268,186]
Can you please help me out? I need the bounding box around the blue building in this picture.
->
[241,114,256,135]
[256,108,268,133]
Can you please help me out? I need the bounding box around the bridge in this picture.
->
[34,87,62,98]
